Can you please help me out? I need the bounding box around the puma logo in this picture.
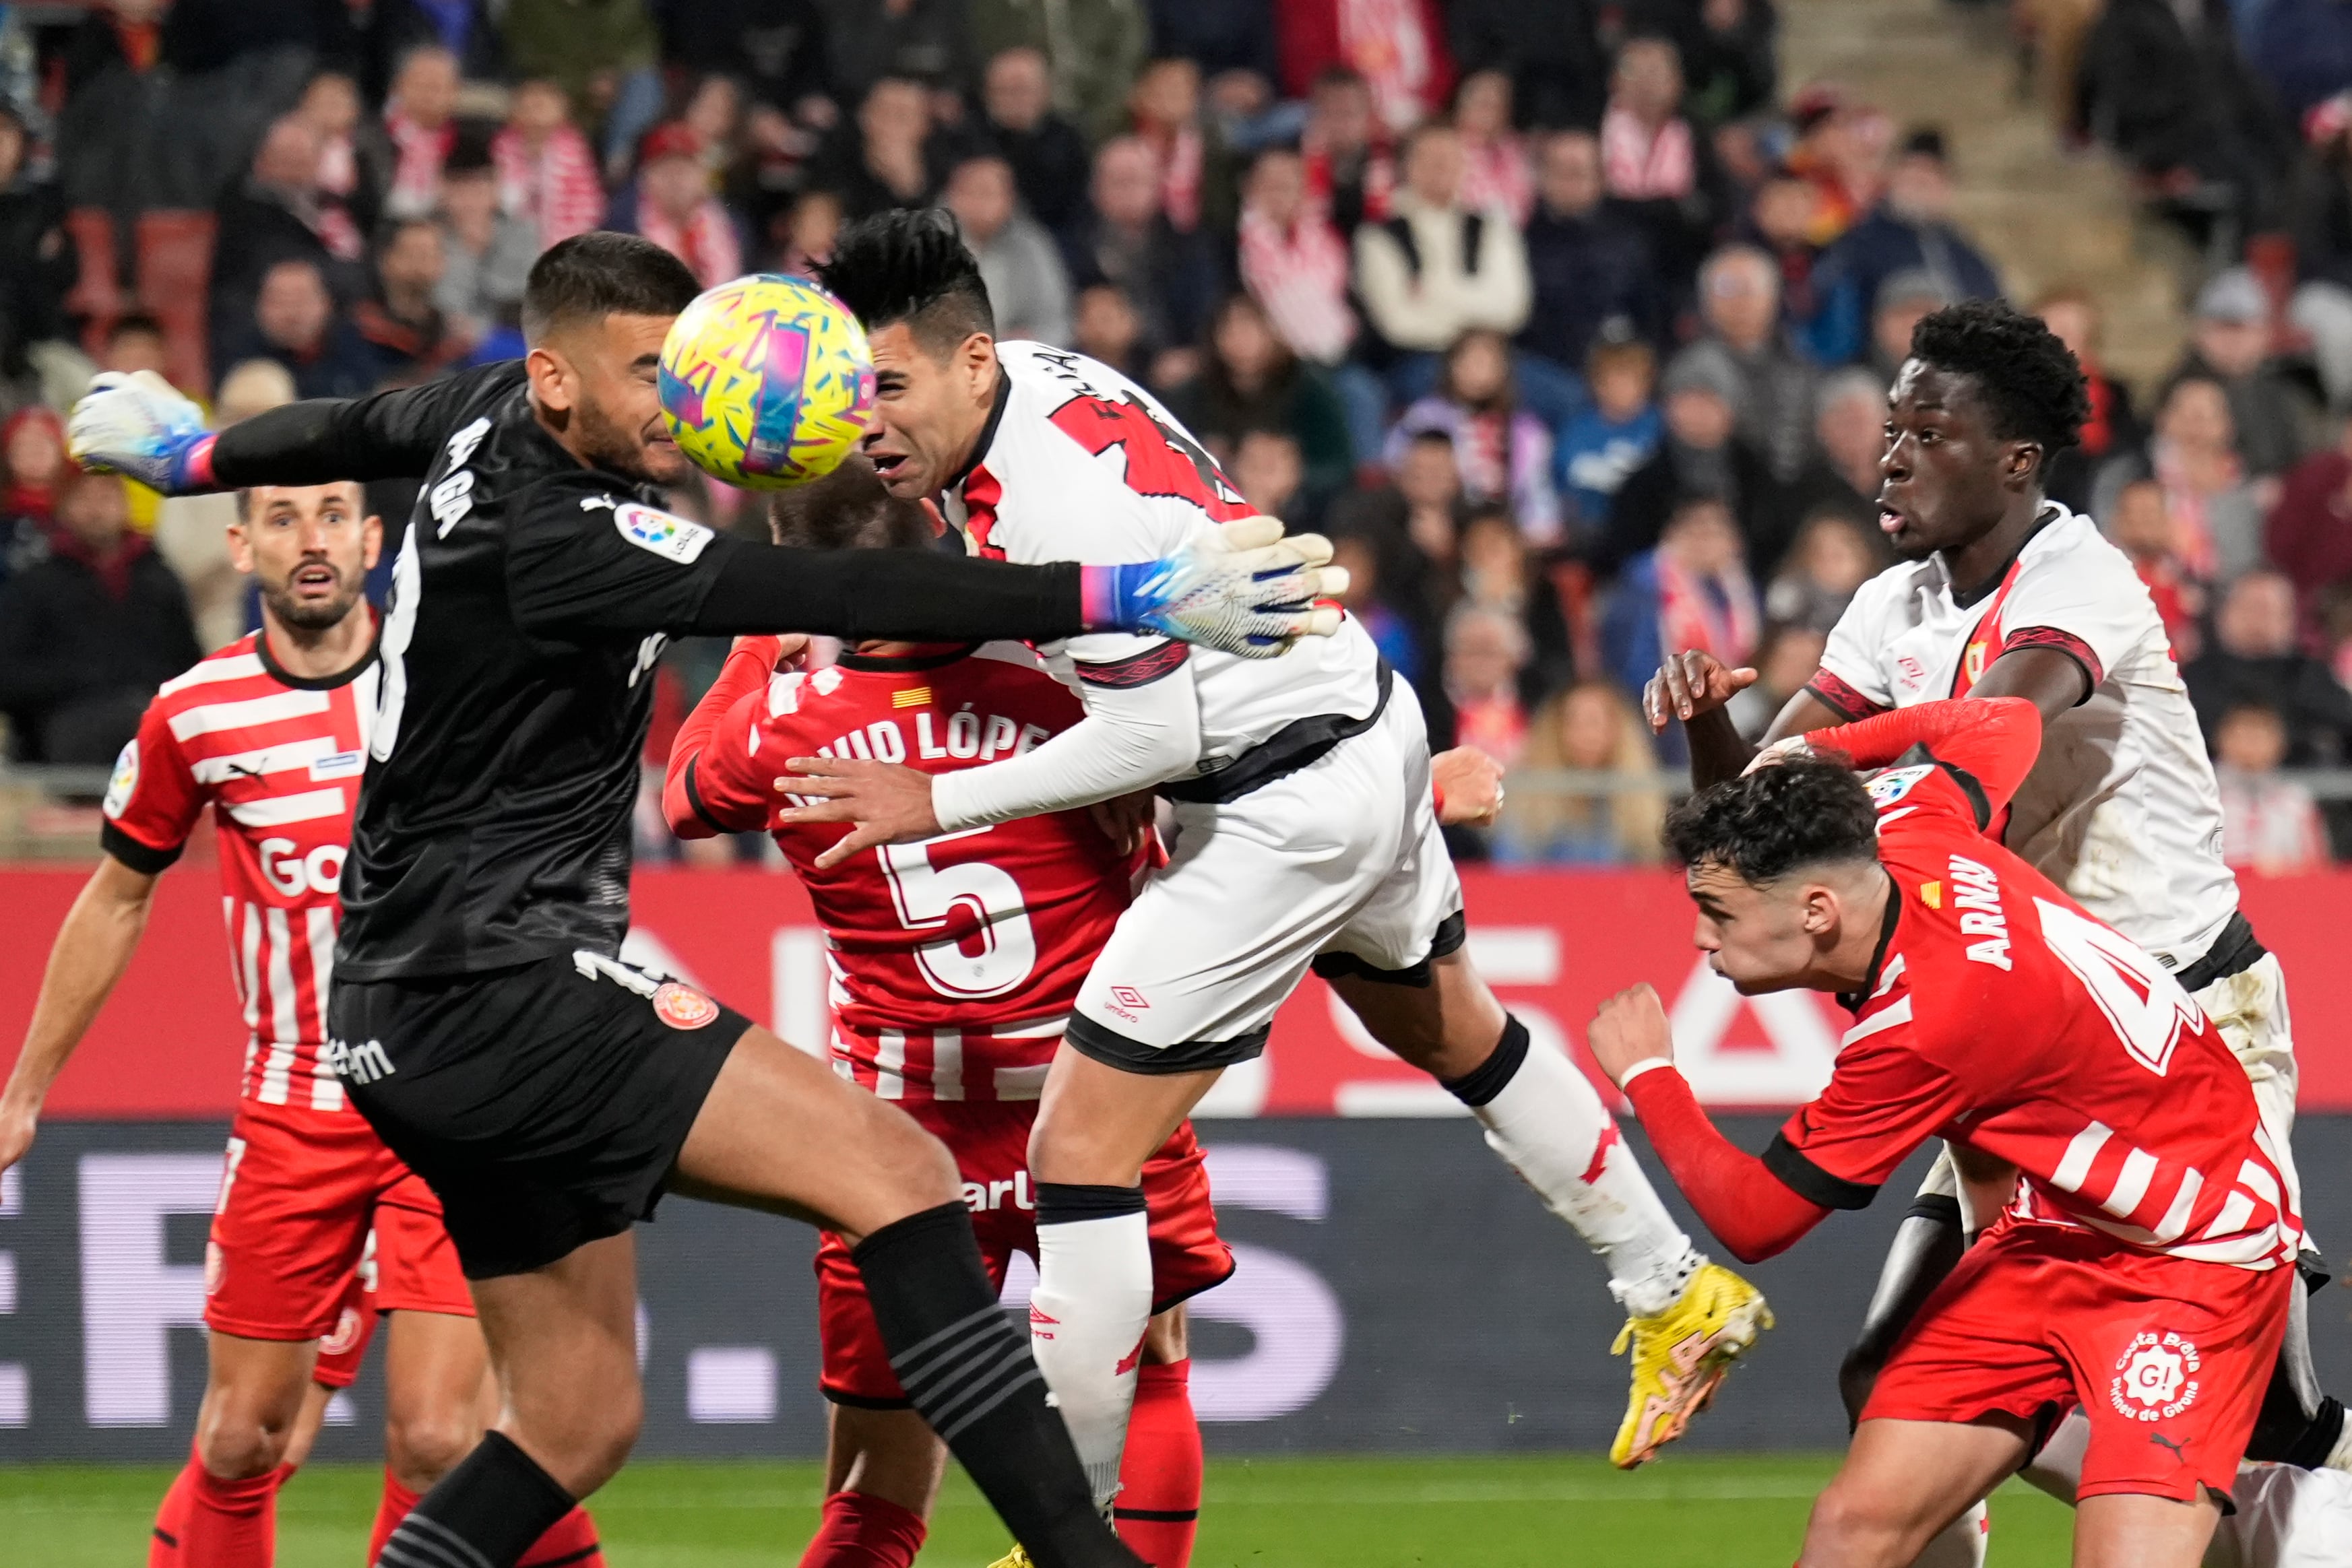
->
[2149,1433,2190,1462]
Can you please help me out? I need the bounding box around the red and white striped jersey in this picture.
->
[100,629,379,1111]
[1767,698,2301,1272]
[667,639,1141,1103]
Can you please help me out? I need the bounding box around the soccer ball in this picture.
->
[657,273,877,490]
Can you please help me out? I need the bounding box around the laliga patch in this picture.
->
[2109,1331,2202,1423]
[1866,764,1935,809]
[614,502,713,564]
[309,749,365,781]
[654,981,720,1029]
[102,738,139,818]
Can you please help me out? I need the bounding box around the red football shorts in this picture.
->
[815,1103,1233,1406]
[206,1098,474,1352]
[1864,1220,2294,1501]
[311,1175,477,1388]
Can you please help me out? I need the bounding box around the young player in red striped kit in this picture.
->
[1590,695,2300,1567]
[0,482,600,1568]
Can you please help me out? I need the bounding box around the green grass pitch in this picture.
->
[1,1452,2076,1565]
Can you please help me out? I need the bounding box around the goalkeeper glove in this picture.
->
[1083,515,1347,658]
[66,370,217,494]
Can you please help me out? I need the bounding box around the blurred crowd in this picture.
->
[7,0,2352,875]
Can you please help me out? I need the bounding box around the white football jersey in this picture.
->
[1814,504,2237,969]
[941,341,1382,772]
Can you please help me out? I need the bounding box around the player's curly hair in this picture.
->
[818,208,996,356]
[1662,758,1880,883]
[1909,299,2091,470]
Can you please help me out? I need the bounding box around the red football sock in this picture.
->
[177,1453,284,1568]
[368,1474,422,1567]
[149,1459,195,1566]
[797,1489,927,1568]
[517,1505,605,1567]
[1114,1359,1202,1568]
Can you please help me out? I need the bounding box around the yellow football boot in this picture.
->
[986,1546,1035,1568]
[1609,1262,1774,1468]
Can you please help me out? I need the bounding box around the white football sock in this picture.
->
[1911,1501,1989,1568]
[1030,1200,1153,1510]
[1463,1024,1701,1316]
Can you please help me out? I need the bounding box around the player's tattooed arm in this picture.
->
[0,857,162,1172]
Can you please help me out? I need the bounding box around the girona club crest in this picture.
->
[654,981,720,1030]
[2108,1330,2202,1422]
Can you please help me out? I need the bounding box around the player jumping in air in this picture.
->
[65,232,1339,1568]
[777,210,1771,1508]
[0,482,602,1568]
[1593,696,2301,1568]
[1645,300,2347,1563]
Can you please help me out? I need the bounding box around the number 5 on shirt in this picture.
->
[880,830,1038,1000]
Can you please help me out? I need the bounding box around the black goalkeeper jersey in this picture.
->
[206,362,1091,981]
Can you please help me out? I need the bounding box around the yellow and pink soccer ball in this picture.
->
[658,274,877,490]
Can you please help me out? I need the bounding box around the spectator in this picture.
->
[354,218,472,384]
[1447,0,1607,130]
[1809,127,2002,365]
[1063,136,1222,383]
[1329,532,1424,682]
[812,77,942,221]
[1,404,65,541]
[819,0,971,108]
[1071,282,1153,384]
[1670,0,1779,125]
[1671,244,1820,485]
[980,46,1095,243]
[613,123,748,290]
[1763,509,1879,633]
[1164,292,1354,510]
[1606,350,1781,573]
[214,112,368,362]
[216,257,377,401]
[1453,69,1533,227]
[1385,329,1563,546]
[1493,680,1667,866]
[153,357,298,651]
[0,101,69,395]
[1785,87,1888,247]
[1519,128,1660,375]
[363,0,505,104]
[1299,65,1395,236]
[2266,417,2352,642]
[2171,267,2319,483]
[296,69,385,254]
[1438,601,1531,763]
[1330,426,1469,663]
[1740,168,1826,344]
[1598,36,1719,290]
[1727,621,1831,740]
[2213,703,2331,875]
[494,77,606,248]
[434,130,536,341]
[2098,374,2265,586]
[943,152,1073,346]
[1778,367,1890,531]
[0,469,200,764]
[1128,57,1217,234]
[658,0,829,123]
[680,73,761,216]
[1145,0,1279,98]
[2105,473,2206,661]
[1459,507,1574,692]
[1354,123,1533,376]
[99,313,172,382]
[1865,268,1954,386]
[1558,336,1663,539]
[381,45,459,222]
[501,0,664,176]
[1276,0,1453,136]
[773,187,844,275]
[2186,568,2352,763]
[973,0,1149,144]
[2035,286,2145,515]
[1236,146,1356,368]
[1230,428,1309,524]
[1601,494,1761,714]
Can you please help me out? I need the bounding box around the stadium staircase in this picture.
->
[1780,0,2191,387]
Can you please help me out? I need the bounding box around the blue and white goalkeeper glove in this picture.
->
[1085,515,1348,658]
[67,370,216,493]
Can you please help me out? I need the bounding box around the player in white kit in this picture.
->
[779,212,1772,1515]
[1647,300,2347,1565]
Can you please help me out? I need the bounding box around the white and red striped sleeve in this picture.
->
[98,696,203,874]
